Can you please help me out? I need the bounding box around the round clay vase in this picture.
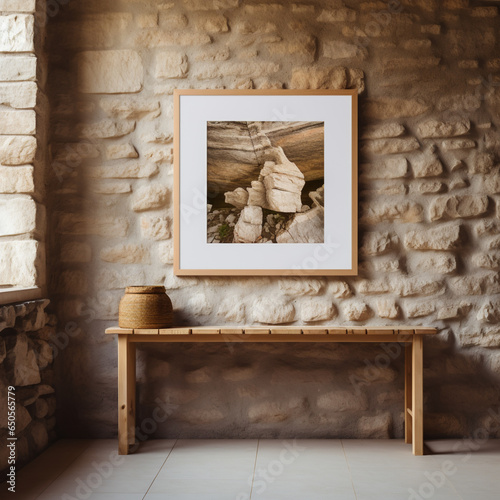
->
[119,286,173,329]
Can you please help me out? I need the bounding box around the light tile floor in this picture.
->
[4,439,500,500]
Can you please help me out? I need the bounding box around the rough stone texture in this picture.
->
[0,136,36,165]
[430,195,488,221]
[77,50,143,94]
[0,301,55,476]
[0,14,34,52]
[0,54,36,81]
[31,0,500,444]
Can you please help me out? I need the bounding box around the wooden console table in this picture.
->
[105,326,437,456]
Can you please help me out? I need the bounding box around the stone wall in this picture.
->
[45,0,500,439]
[0,300,56,480]
[0,0,47,289]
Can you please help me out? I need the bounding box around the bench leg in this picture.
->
[404,343,412,444]
[412,335,424,456]
[118,335,136,455]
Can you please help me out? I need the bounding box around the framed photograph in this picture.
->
[174,89,358,276]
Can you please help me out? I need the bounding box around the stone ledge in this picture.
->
[0,286,42,307]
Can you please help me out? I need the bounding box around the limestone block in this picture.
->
[441,139,475,150]
[30,420,48,452]
[135,30,211,47]
[7,333,40,386]
[343,301,372,321]
[248,402,289,423]
[158,241,174,265]
[436,302,471,320]
[376,299,400,319]
[195,61,280,80]
[0,1,35,12]
[193,14,228,32]
[356,279,390,295]
[394,277,445,297]
[317,8,356,22]
[0,166,34,193]
[362,138,419,155]
[224,187,248,209]
[449,276,483,296]
[411,155,444,177]
[0,82,36,108]
[327,281,352,298]
[0,136,36,165]
[184,0,238,10]
[87,162,158,179]
[360,158,407,180]
[34,339,52,369]
[461,327,500,348]
[78,119,135,139]
[137,13,158,28]
[404,300,436,318]
[233,206,263,243]
[277,206,324,243]
[267,34,317,60]
[0,54,35,81]
[421,24,441,34]
[362,123,405,140]
[100,244,150,264]
[106,143,138,160]
[358,413,392,439]
[473,252,500,270]
[57,214,129,237]
[360,231,398,256]
[0,109,35,134]
[481,170,500,194]
[417,118,470,138]
[408,252,457,274]
[468,152,495,174]
[140,215,171,240]
[290,67,347,89]
[0,14,34,52]
[131,185,170,211]
[155,52,189,79]
[100,98,160,120]
[430,195,488,221]
[299,298,336,322]
[317,390,368,411]
[476,220,500,236]
[34,398,48,418]
[0,196,36,235]
[279,278,325,296]
[361,201,423,224]
[252,298,295,324]
[77,50,143,94]
[404,224,461,250]
[365,98,430,119]
[410,181,444,194]
[323,40,362,59]
[60,242,91,263]
[477,301,500,323]
[217,298,246,323]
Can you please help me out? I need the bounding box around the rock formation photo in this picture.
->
[207,121,325,244]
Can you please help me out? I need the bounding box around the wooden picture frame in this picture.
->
[174,89,358,276]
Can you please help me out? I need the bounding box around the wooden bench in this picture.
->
[105,326,437,456]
